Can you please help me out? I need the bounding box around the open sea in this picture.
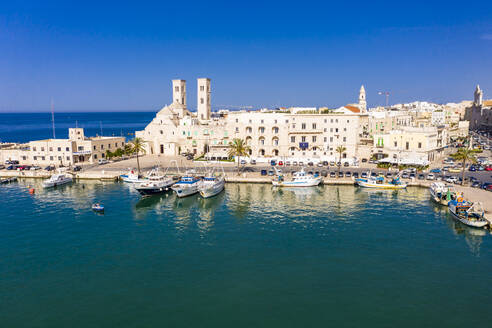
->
[0,181,491,327]
[0,112,156,143]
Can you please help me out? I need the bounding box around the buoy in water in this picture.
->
[29,188,35,194]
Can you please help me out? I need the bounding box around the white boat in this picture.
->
[120,168,147,183]
[135,167,174,196]
[272,168,322,187]
[42,173,73,188]
[448,198,488,228]
[429,182,455,205]
[355,175,407,189]
[172,175,202,198]
[199,174,225,198]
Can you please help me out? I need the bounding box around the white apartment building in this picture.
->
[0,128,125,166]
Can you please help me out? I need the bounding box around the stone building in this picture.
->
[466,85,492,133]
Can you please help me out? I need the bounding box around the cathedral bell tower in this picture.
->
[359,85,367,113]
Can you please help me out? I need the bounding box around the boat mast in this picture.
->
[51,98,56,139]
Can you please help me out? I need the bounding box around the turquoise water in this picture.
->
[1,181,491,327]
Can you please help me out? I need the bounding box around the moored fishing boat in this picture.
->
[199,170,225,198]
[120,168,147,183]
[135,167,174,196]
[272,168,322,187]
[355,175,407,189]
[448,198,488,228]
[429,182,456,205]
[0,177,17,184]
[92,203,105,212]
[172,175,202,198]
[42,173,73,188]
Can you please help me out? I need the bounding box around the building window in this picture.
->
[94,154,98,159]
[330,119,333,123]
[66,147,69,151]
[406,142,409,150]
[49,147,53,151]
[418,142,422,149]
[50,156,53,160]
[200,98,204,104]
[33,156,37,160]
[335,128,338,133]
[330,128,333,132]
[259,127,265,134]
[273,127,279,134]
[324,119,327,123]
[394,142,397,147]
[312,123,316,129]
[235,127,239,133]
[58,156,61,160]
[200,85,204,91]
[344,128,347,132]
[93,146,96,150]
[235,118,238,123]
[261,120,264,124]
[41,156,45,160]
[33,147,36,151]
[301,123,306,130]
[301,136,306,142]
[291,136,296,143]
[58,147,61,151]
[101,145,104,150]
[312,136,317,142]
[324,137,327,142]
[41,147,44,151]
[343,137,346,142]
[330,137,333,142]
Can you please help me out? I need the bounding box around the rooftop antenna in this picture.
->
[51,98,56,139]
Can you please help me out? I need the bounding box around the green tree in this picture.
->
[336,145,346,174]
[450,147,476,185]
[228,138,251,175]
[129,138,146,174]
[123,144,133,156]
[105,150,114,160]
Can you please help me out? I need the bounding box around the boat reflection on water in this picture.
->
[444,211,488,255]
[196,192,226,233]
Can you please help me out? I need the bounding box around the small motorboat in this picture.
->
[42,173,73,188]
[272,168,322,187]
[356,174,407,189]
[120,168,147,183]
[92,203,105,212]
[1,177,17,184]
[448,197,488,228]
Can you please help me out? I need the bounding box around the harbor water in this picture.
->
[1,181,491,327]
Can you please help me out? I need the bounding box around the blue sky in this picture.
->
[1,0,491,112]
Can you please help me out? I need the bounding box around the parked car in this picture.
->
[430,168,441,173]
[409,173,416,179]
[385,172,392,177]
[292,161,297,166]
[445,176,458,183]
[486,166,492,171]
[268,170,274,176]
[270,160,276,166]
[361,172,368,178]
[402,173,409,179]
[361,158,368,163]
[261,169,267,176]
[322,161,329,166]
[317,162,323,167]
[418,174,425,180]
[0,165,5,170]
[345,171,351,177]
[285,161,291,166]
[307,162,314,166]
[6,165,15,170]
[240,159,247,165]
[329,161,335,166]
[44,165,55,171]
[98,159,109,165]
[469,165,477,172]
[353,172,359,178]
[5,160,19,165]
[338,171,344,178]
[330,171,336,178]
[73,165,82,172]
[299,161,304,166]
[250,159,256,165]
[482,182,492,190]
[426,174,435,180]
[30,166,42,171]
[371,172,377,177]
[343,162,349,167]
[278,161,284,166]
[471,181,481,188]
[321,170,328,177]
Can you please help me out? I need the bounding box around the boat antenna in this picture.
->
[51,98,56,139]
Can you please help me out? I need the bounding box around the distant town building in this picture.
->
[466,85,492,132]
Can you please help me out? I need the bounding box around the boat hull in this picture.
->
[272,177,322,187]
[120,175,147,184]
[173,185,199,198]
[357,180,406,189]
[199,180,225,198]
[42,179,72,188]
[448,208,488,228]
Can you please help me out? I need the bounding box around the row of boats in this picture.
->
[121,167,226,199]
[429,182,488,229]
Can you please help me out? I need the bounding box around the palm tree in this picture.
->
[450,147,476,185]
[336,145,346,174]
[228,138,251,175]
[129,138,146,174]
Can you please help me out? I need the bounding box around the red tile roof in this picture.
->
[344,105,360,113]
